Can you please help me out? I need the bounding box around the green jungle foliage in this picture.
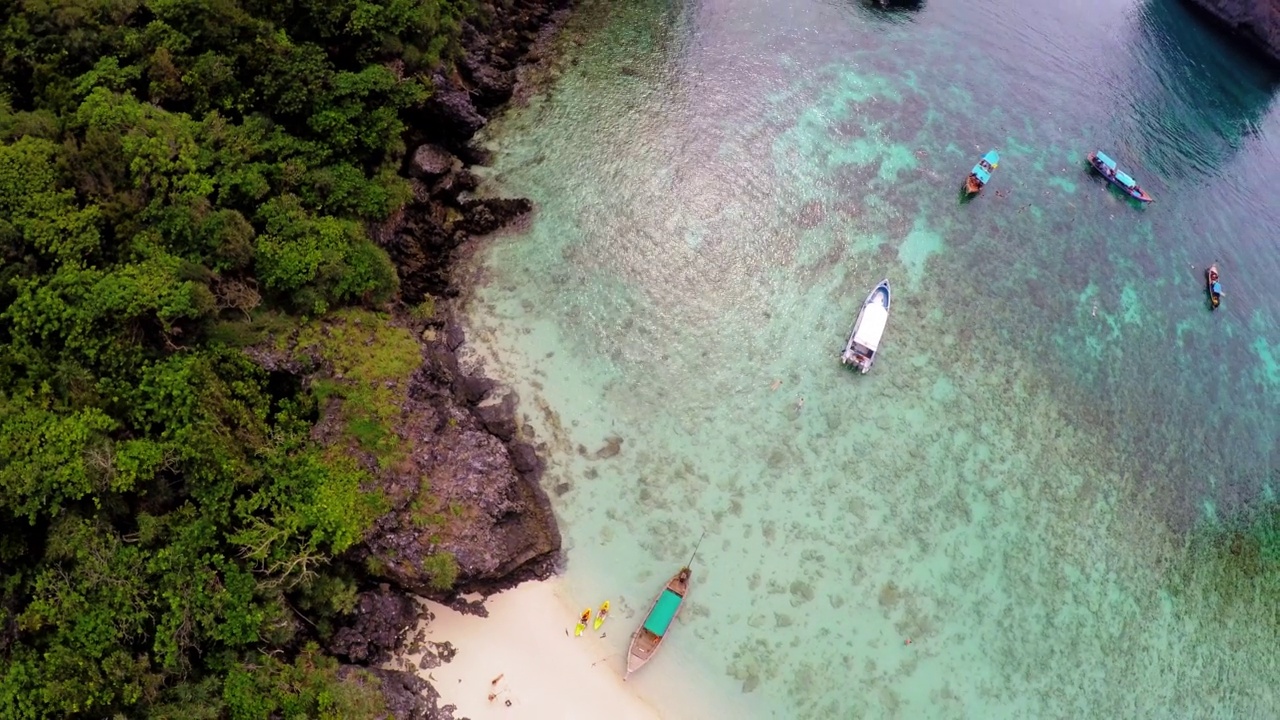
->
[0,0,471,716]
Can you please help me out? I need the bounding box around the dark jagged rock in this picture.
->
[461,51,516,106]
[459,197,533,235]
[330,588,420,663]
[429,168,482,203]
[455,373,496,405]
[350,321,559,600]
[409,178,435,205]
[509,440,541,475]
[455,142,493,167]
[473,392,519,441]
[409,144,459,179]
[453,169,481,194]
[444,319,466,352]
[420,72,486,141]
[415,640,458,670]
[338,665,456,720]
[357,345,561,597]
[1182,0,1280,63]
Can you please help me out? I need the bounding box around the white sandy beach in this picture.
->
[398,580,663,720]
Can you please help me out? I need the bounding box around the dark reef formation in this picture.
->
[321,0,572,715]
[1180,0,1280,63]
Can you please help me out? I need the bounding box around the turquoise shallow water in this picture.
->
[458,0,1280,716]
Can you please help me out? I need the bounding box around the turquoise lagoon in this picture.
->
[457,0,1280,716]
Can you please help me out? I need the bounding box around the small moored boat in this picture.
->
[1087,151,1153,203]
[625,568,690,679]
[1206,264,1222,310]
[840,279,891,374]
[964,150,999,195]
[625,531,705,680]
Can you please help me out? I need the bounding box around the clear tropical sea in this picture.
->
[457,0,1280,716]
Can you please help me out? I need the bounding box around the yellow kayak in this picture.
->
[593,601,610,631]
[574,608,591,637]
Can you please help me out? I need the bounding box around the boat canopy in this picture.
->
[1094,151,1118,170]
[852,304,890,352]
[1212,281,1222,293]
[642,589,683,637]
[1114,171,1137,188]
[970,150,999,184]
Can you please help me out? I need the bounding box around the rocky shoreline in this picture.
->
[320,1,575,717]
[1180,0,1280,64]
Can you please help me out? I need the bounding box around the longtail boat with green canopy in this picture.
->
[624,566,691,680]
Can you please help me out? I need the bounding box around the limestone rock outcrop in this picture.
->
[1182,0,1280,63]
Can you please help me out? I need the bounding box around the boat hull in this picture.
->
[1087,153,1153,203]
[625,568,690,680]
[963,150,998,195]
[1206,265,1221,310]
[841,279,892,374]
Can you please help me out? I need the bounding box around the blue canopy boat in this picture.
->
[1206,263,1223,310]
[1087,151,1153,203]
[964,150,999,195]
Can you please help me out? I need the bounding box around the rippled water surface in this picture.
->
[459,0,1280,716]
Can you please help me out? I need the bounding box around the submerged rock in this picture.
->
[459,197,533,235]
[592,435,624,460]
[796,200,825,228]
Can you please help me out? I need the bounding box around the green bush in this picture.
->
[422,552,460,592]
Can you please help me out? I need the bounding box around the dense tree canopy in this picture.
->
[0,0,470,716]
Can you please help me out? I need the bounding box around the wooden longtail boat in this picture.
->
[1087,150,1153,203]
[1206,263,1222,310]
[624,568,691,679]
[624,531,706,680]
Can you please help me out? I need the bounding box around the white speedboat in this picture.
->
[840,279,891,374]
